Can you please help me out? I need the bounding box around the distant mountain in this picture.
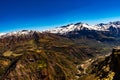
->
[1,21,120,41]
[46,21,120,42]
[0,30,40,38]
[46,21,120,34]
[0,33,5,37]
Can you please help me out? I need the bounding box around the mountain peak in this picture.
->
[109,21,120,25]
[0,30,41,39]
[61,23,74,28]
[46,21,120,34]
[0,33,5,37]
[97,23,106,26]
[74,22,83,25]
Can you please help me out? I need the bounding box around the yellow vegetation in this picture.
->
[3,51,22,57]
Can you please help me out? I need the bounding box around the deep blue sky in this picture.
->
[0,0,120,33]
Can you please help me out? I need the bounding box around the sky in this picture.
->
[0,0,120,33]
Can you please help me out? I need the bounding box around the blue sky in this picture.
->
[0,0,120,33]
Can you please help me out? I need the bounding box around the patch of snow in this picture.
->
[0,30,41,39]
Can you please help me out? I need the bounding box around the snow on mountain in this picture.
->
[97,21,120,29]
[0,21,120,38]
[0,30,41,38]
[46,23,102,34]
[5,30,31,36]
[46,23,99,34]
[0,33,5,37]
[46,21,120,34]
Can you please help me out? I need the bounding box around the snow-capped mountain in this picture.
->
[46,21,120,34]
[46,23,100,34]
[0,21,120,42]
[0,30,40,38]
[0,33,5,36]
[45,21,120,42]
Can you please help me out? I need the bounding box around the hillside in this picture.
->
[79,47,120,80]
[0,31,111,80]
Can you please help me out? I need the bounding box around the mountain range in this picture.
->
[46,21,120,34]
[1,21,120,43]
[0,21,120,80]
[46,21,120,43]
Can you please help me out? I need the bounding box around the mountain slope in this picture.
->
[79,47,120,80]
[0,31,110,80]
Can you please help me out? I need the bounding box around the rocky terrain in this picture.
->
[0,31,111,80]
[77,47,120,80]
[0,21,120,80]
